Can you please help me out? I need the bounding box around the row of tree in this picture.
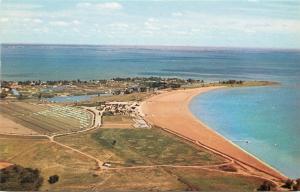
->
[219,80,244,84]
[258,178,300,191]
[0,164,60,191]
[0,165,43,191]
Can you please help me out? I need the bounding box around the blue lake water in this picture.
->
[1,44,300,178]
[46,93,112,103]
[46,95,96,103]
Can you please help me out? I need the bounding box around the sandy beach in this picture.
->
[141,87,287,181]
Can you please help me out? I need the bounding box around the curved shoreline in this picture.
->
[141,86,287,181]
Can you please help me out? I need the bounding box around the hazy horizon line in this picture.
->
[2,42,300,52]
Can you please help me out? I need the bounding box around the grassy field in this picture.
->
[0,102,92,135]
[90,166,266,191]
[0,132,266,191]
[0,135,183,190]
[165,167,266,191]
[0,135,100,191]
[56,127,226,167]
[92,167,186,191]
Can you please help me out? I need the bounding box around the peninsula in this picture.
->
[0,78,295,191]
[142,86,287,183]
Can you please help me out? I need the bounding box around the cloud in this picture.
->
[49,20,81,27]
[1,3,43,10]
[50,21,69,27]
[76,2,92,8]
[172,12,183,17]
[109,23,129,29]
[23,18,31,22]
[72,27,80,33]
[1,0,299,48]
[22,18,43,24]
[169,11,300,34]
[76,2,122,11]
[175,31,190,35]
[33,19,43,24]
[144,18,160,30]
[33,27,49,33]
[72,20,80,25]
[96,2,122,10]
[0,17,9,22]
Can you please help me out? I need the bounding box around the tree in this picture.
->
[0,91,8,98]
[282,179,294,189]
[48,175,59,184]
[257,181,273,191]
[0,165,43,191]
[293,179,300,191]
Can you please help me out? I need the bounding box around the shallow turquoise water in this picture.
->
[190,86,300,178]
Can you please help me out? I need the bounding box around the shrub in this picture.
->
[48,175,59,184]
[257,181,273,191]
[0,165,43,191]
[282,179,294,189]
[293,178,300,191]
[218,165,238,172]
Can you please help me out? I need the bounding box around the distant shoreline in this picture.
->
[141,86,287,181]
[2,43,300,52]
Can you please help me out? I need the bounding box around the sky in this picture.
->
[1,0,300,49]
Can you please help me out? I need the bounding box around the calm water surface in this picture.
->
[46,95,96,103]
[190,86,300,178]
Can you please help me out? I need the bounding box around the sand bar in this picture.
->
[142,87,287,180]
